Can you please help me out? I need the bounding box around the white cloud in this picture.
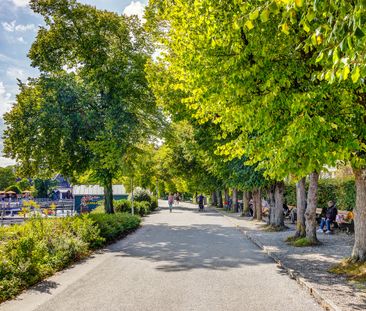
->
[0,82,13,115]
[15,23,36,32]
[0,157,16,167]
[17,36,26,43]
[12,0,29,7]
[123,1,145,21]
[2,20,36,32]
[6,67,26,80]
[2,21,16,32]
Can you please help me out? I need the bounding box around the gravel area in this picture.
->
[215,208,366,311]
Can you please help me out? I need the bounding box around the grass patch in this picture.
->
[330,259,366,283]
[285,235,301,243]
[287,237,320,247]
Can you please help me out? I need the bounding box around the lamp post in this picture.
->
[131,176,134,215]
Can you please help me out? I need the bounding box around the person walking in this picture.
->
[168,193,174,213]
[198,194,204,212]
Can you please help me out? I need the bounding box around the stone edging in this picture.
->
[212,207,342,311]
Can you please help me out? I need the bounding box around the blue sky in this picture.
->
[0,0,147,167]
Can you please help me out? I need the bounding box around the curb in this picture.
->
[212,207,342,311]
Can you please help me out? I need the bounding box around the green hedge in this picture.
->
[0,213,140,302]
[114,198,158,215]
[285,179,355,210]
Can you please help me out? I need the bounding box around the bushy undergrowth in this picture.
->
[285,179,356,210]
[0,213,140,302]
[114,198,158,216]
[131,187,152,203]
[89,213,140,241]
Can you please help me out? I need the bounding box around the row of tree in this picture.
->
[144,0,366,262]
[3,0,366,264]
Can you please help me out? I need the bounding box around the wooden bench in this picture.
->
[316,208,354,233]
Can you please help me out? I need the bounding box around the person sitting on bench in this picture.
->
[317,200,338,234]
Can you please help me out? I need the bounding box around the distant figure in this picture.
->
[198,194,204,211]
[168,193,174,213]
[249,198,254,216]
[175,193,180,205]
[317,200,338,234]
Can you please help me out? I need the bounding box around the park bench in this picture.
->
[315,208,354,234]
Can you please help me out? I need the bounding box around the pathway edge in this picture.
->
[212,207,342,311]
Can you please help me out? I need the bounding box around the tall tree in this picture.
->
[4,0,158,213]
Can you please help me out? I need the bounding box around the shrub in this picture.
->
[150,197,158,211]
[0,213,140,303]
[135,201,150,216]
[285,178,356,210]
[5,184,22,194]
[89,213,140,242]
[114,199,132,213]
[131,187,152,203]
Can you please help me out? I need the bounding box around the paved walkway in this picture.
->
[214,207,366,311]
[0,202,321,311]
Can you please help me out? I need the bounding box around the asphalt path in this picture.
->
[0,201,322,311]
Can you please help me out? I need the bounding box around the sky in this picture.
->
[0,0,147,167]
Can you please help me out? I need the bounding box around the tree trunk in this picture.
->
[305,171,319,244]
[217,190,223,208]
[268,185,276,225]
[211,191,217,206]
[232,188,238,212]
[253,188,262,221]
[224,189,229,208]
[104,176,114,214]
[242,191,250,216]
[273,181,285,228]
[352,168,366,262]
[295,177,306,238]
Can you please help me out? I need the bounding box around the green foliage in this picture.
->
[0,166,16,190]
[5,184,21,194]
[114,199,132,213]
[135,201,151,216]
[284,184,296,206]
[132,187,152,203]
[0,213,139,302]
[16,178,31,192]
[89,213,140,242]
[4,0,161,213]
[150,197,158,211]
[289,237,320,247]
[285,179,356,210]
[33,178,57,198]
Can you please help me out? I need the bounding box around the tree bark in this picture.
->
[253,188,262,221]
[352,169,366,262]
[295,177,307,238]
[242,191,250,216]
[232,188,238,212]
[268,185,276,225]
[103,175,114,214]
[273,181,285,227]
[305,171,319,243]
[211,191,217,206]
[217,190,223,208]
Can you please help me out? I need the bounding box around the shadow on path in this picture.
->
[110,222,271,273]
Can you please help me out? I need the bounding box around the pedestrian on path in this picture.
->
[168,193,174,212]
[198,194,204,212]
